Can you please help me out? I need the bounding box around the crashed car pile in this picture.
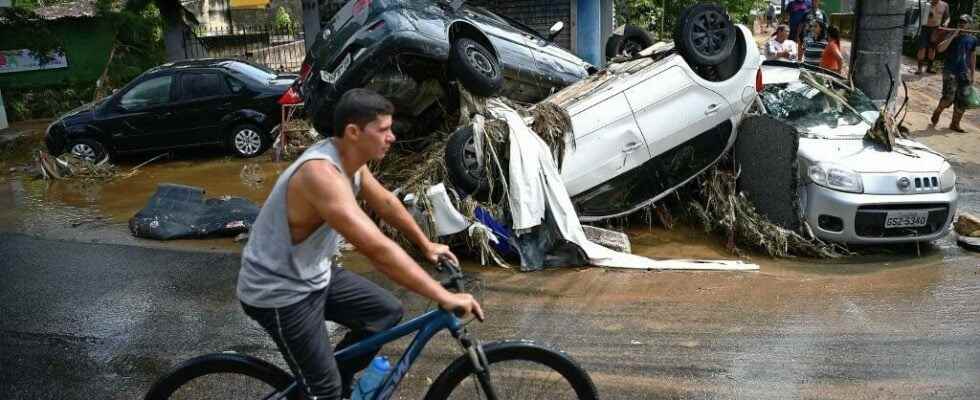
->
[283,0,962,268]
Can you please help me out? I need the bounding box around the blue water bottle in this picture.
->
[351,356,391,400]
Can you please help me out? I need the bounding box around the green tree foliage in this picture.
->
[273,6,294,35]
[614,0,765,39]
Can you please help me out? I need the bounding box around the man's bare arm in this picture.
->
[938,30,960,52]
[358,168,432,251]
[295,161,482,319]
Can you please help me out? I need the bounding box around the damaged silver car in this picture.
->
[758,61,957,244]
[446,4,763,221]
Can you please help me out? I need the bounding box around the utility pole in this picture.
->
[850,0,906,105]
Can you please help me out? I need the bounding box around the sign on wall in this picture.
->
[0,49,69,74]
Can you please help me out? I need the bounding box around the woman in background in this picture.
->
[820,26,844,74]
[802,21,828,66]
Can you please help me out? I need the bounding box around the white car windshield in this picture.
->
[760,73,879,138]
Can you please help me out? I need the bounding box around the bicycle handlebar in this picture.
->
[436,257,466,293]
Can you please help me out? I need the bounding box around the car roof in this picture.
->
[147,58,247,74]
[760,60,847,85]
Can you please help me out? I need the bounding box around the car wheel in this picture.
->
[673,3,736,67]
[605,25,655,60]
[445,125,488,196]
[228,124,268,158]
[450,38,504,97]
[68,139,108,162]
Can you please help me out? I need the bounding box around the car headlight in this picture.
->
[940,162,956,192]
[808,162,864,193]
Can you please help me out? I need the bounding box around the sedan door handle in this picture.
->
[622,142,642,152]
[705,104,720,115]
[158,112,174,118]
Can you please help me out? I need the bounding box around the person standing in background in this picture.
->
[917,0,950,74]
[820,25,844,73]
[766,3,776,31]
[787,0,811,45]
[931,15,977,133]
[767,24,799,61]
[803,21,828,66]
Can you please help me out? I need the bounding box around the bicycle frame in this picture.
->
[278,308,464,400]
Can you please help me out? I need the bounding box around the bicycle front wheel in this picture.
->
[144,352,299,400]
[424,340,599,400]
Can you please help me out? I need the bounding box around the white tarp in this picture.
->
[485,99,758,271]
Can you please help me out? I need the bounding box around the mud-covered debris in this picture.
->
[686,167,847,258]
[955,212,980,237]
[582,225,631,253]
[129,183,259,240]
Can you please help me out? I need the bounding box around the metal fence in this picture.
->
[182,25,306,72]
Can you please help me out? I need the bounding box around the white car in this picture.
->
[757,61,957,244]
[446,4,763,221]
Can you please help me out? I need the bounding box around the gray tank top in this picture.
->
[237,139,361,308]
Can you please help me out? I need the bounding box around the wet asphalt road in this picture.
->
[2,232,979,399]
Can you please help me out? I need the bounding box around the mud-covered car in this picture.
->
[293,0,592,137]
[446,4,763,221]
[757,60,957,244]
[45,59,294,161]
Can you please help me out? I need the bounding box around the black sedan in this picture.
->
[45,59,295,161]
[296,0,593,137]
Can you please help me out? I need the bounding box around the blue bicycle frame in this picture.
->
[279,308,465,400]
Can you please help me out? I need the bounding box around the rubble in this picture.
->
[955,213,980,237]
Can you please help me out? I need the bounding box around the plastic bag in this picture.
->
[966,86,980,109]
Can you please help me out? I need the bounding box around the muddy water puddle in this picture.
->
[0,154,288,252]
[1,145,977,271]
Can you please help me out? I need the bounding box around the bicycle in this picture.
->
[143,259,599,400]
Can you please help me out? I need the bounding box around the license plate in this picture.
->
[884,211,929,229]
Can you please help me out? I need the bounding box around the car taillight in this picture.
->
[278,86,303,105]
[755,68,763,93]
[298,62,312,81]
[353,0,370,14]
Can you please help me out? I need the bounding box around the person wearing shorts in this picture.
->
[918,0,950,74]
[931,15,977,133]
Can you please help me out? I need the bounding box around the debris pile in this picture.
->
[685,167,847,258]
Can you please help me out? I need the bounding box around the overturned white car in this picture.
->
[445,4,763,221]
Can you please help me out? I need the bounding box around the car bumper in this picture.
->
[803,183,958,244]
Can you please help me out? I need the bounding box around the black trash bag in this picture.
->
[129,183,260,240]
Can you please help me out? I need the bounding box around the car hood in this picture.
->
[798,137,949,173]
[58,99,104,125]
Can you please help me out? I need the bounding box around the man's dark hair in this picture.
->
[327,88,394,138]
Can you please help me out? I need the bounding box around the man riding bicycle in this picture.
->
[237,88,484,400]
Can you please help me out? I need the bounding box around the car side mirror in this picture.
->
[548,21,564,41]
[111,89,119,95]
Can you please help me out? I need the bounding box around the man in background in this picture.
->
[918,0,950,74]
[930,15,976,133]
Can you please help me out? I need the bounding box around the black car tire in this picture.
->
[450,38,504,97]
[445,125,488,196]
[605,25,655,60]
[673,3,736,67]
[228,124,269,158]
[67,138,108,162]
